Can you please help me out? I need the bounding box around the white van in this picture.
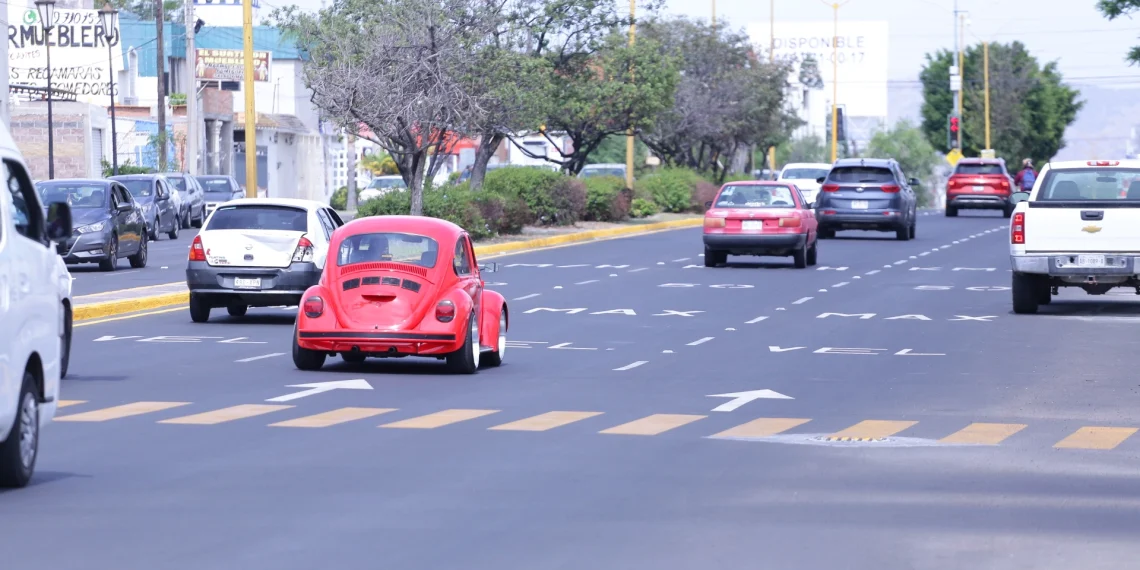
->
[0,124,74,488]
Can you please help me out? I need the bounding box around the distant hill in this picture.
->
[1055,84,1140,161]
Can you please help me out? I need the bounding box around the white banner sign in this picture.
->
[8,5,124,104]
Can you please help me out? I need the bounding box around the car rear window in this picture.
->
[1036,168,1140,201]
[781,168,829,180]
[337,232,439,268]
[715,185,798,208]
[206,205,309,231]
[165,176,187,192]
[956,163,1004,175]
[828,166,895,184]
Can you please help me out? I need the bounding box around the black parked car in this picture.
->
[162,172,207,229]
[111,174,181,240]
[814,158,919,241]
[36,179,148,271]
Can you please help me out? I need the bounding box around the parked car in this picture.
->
[358,175,407,202]
[578,163,628,181]
[945,158,1016,218]
[702,181,819,268]
[195,175,244,219]
[162,172,207,229]
[36,179,148,271]
[0,124,74,488]
[815,158,919,241]
[111,174,180,241]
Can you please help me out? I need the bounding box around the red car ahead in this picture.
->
[702,181,819,268]
[292,215,508,374]
[945,158,1016,218]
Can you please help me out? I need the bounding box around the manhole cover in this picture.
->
[819,436,889,443]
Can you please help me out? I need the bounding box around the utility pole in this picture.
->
[156,0,167,171]
[957,12,965,150]
[624,0,635,190]
[951,0,962,152]
[822,1,849,163]
[769,0,774,62]
[983,41,990,151]
[711,0,715,26]
[185,0,199,175]
[345,130,357,210]
[242,0,256,197]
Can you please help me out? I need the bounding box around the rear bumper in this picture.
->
[949,194,1010,209]
[817,210,903,231]
[297,330,461,356]
[1012,254,1138,277]
[704,233,806,254]
[187,261,321,306]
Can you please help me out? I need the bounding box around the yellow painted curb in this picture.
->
[74,292,189,322]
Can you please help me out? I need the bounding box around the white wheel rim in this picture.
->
[470,315,480,367]
[18,392,36,470]
[497,312,507,357]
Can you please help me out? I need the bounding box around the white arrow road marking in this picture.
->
[614,361,648,371]
[549,342,597,350]
[768,346,805,352]
[267,379,373,403]
[707,389,793,412]
[687,337,715,346]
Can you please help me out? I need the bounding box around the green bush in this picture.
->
[473,191,531,235]
[635,168,702,213]
[356,185,492,240]
[630,198,659,218]
[329,186,349,210]
[546,177,588,224]
[583,176,631,222]
[483,167,576,225]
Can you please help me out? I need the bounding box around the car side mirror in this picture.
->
[479,262,499,273]
[1010,191,1030,205]
[117,202,133,212]
[46,201,72,242]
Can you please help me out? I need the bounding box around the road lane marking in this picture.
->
[513,293,541,300]
[687,337,715,346]
[894,260,908,265]
[600,414,705,436]
[613,361,648,371]
[57,400,87,408]
[792,296,813,304]
[236,353,285,363]
[381,409,499,429]
[865,270,880,275]
[271,407,396,428]
[745,316,769,324]
[489,411,603,432]
[832,282,849,288]
[919,252,930,256]
[55,401,190,422]
[940,423,1027,445]
[159,404,293,425]
[628,267,648,272]
[712,418,811,439]
[575,280,599,285]
[1054,427,1139,450]
[827,420,917,440]
[673,258,690,262]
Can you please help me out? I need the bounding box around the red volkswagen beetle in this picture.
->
[292,215,508,374]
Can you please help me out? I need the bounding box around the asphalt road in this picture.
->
[6,210,1140,569]
[68,229,198,297]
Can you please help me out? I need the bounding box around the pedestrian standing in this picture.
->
[1014,158,1037,191]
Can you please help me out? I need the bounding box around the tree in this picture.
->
[1098,0,1140,64]
[919,42,1082,165]
[774,135,828,166]
[863,120,940,207]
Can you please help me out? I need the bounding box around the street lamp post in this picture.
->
[35,0,56,179]
[99,3,119,176]
[821,0,851,163]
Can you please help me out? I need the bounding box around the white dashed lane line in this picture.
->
[673,258,690,262]
[514,293,541,300]
[628,268,648,273]
[745,316,769,324]
[575,280,599,285]
[614,361,648,371]
[687,337,715,346]
[792,297,813,305]
[866,269,881,275]
[832,282,849,288]
[236,353,285,363]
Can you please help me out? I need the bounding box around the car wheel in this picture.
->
[60,303,72,379]
[129,234,148,268]
[945,207,957,217]
[168,215,180,240]
[703,246,720,268]
[189,293,211,323]
[292,323,326,371]
[895,224,910,241]
[1037,284,1053,305]
[909,218,916,239]
[0,370,39,488]
[99,236,118,271]
[1012,272,1042,314]
[806,240,818,266]
[482,309,507,368]
[149,219,159,241]
[181,208,192,229]
[818,228,835,239]
[792,242,808,269]
[226,303,248,317]
[192,207,204,228]
[446,312,479,374]
[341,352,366,364]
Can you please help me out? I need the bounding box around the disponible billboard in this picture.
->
[195,48,271,83]
[7,5,125,104]
[748,20,889,119]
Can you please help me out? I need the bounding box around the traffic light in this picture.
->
[836,107,847,142]
[947,114,960,149]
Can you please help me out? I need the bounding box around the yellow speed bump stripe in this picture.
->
[271,407,397,428]
[712,418,812,439]
[56,400,87,408]
[940,422,1027,445]
[489,411,603,432]
[55,401,191,422]
[1055,427,1140,450]
[600,414,706,436]
[159,404,294,425]
[827,420,917,441]
[381,409,499,429]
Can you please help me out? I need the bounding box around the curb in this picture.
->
[72,217,702,323]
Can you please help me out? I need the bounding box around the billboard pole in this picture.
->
[242,0,256,197]
[823,1,850,163]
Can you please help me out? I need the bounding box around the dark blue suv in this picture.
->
[815,158,919,241]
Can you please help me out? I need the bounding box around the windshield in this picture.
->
[368,178,406,190]
[206,205,308,231]
[37,182,109,209]
[1036,168,1140,201]
[828,167,895,184]
[199,177,236,198]
[337,232,439,268]
[782,168,829,180]
[165,176,188,192]
[118,179,154,199]
[956,164,1005,175]
[715,185,797,208]
[581,168,624,178]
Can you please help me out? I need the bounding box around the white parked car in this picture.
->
[777,162,833,206]
[186,198,346,322]
[358,175,406,202]
[0,125,74,488]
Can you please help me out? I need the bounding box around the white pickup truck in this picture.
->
[1009,160,1140,314]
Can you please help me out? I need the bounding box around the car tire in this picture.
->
[1038,284,1053,305]
[1012,272,1042,314]
[819,228,835,239]
[226,303,248,317]
[0,370,39,488]
[99,236,118,271]
[168,215,179,240]
[341,352,366,364]
[909,218,916,239]
[1003,205,1014,219]
[792,243,808,269]
[482,309,507,368]
[129,235,148,268]
[189,293,211,323]
[149,219,159,241]
[446,312,479,374]
[60,303,72,379]
[945,207,958,217]
[703,246,721,268]
[181,208,192,230]
[806,241,818,266]
[895,224,910,241]
[292,323,326,371]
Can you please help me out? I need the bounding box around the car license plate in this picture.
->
[741,220,764,230]
[234,277,261,289]
[851,200,869,209]
[1077,254,1106,268]
[973,185,985,192]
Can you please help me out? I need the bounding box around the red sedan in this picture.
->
[702,181,819,268]
[292,215,508,374]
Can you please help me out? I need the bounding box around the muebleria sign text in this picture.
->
[8,6,124,103]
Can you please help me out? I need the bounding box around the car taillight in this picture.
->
[821,183,840,192]
[947,179,958,188]
[292,236,314,263]
[779,217,801,227]
[999,179,1010,190]
[881,184,900,193]
[303,296,324,318]
[704,216,725,229]
[189,235,205,261]
[436,300,456,323]
[1012,212,1025,244]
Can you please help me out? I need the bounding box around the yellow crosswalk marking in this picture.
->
[712,418,811,439]
[55,401,191,422]
[940,422,1026,445]
[159,404,293,425]
[600,414,706,436]
[489,411,603,432]
[828,420,916,440]
[381,409,499,429]
[271,407,397,428]
[56,400,87,408]
[1055,427,1139,450]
